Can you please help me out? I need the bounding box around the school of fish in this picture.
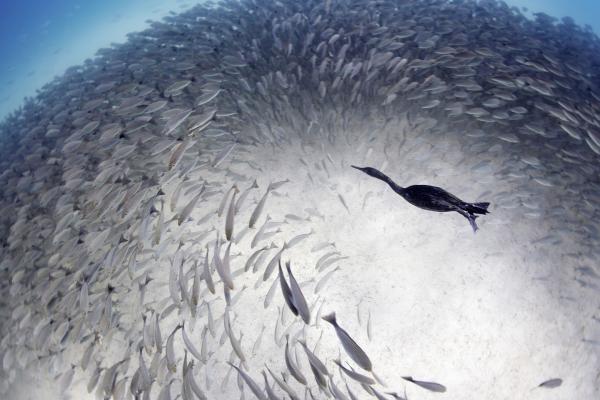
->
[0,0,599,399]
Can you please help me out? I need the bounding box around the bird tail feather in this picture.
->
[468,202,490,215]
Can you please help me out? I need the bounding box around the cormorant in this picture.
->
[352,165,490,232]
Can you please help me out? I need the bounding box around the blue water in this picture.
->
[0,0,193,120]
[0,0,599,121]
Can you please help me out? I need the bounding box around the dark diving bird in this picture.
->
[352,165,490,232]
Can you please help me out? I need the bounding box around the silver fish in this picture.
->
[328,377,349,400]
[298,340,329,377]
[178,185,206,225]
[182,324,203,362]
[401,376,447,393]
[286,261,310,324]
[225,186,239,241]
[264,272,280,309]
[225,309,246,365]
[265,365,301,400]
[212,143,237,168]
[314,266,340,294]
[227,362,267,400]
[333,359,375,385]
[278,261,298,316]
[214,240,235,290]
[536,378,563,389]
[285,336,307,385]
[322,312,372,371]
[245,246,269,272]
[263,243,288,281]
[251,216,273,249]
[249,185,273,228]
[262,371,283,400]
[166,325,182,373]
[203,245,215,294]
[287,229,314,248]
[236,180,259,213]
[218,185,237,217]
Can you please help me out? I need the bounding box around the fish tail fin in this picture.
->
[321,312,337,325]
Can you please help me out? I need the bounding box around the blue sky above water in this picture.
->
[0,0,598,121]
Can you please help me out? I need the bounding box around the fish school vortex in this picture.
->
[1,0,599,399]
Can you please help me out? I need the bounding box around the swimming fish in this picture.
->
[249,185,272,228]
[224,310,246,366]
[401,376,447,392]
[236,180,259,213]
[285,261,310,324]
[536,378,563,389]
[166,325,182,373]
[227,362,267,400]
[203,245,215,294]
[322,312,372,371]
[314,267,340,294]
[212,143,236,167]
[298,340,329,378]
[225,186,239,241]
[265,364,301,400]
[263,243,288,281]
[278,261,298,316]
[329,377,350,400]
[245,246,269,272]
[214,240,235,290]
[178,185,206,225]
[3,1,599,400]
[284,336,307,385]
[181,323,203,362]
[261,371,283,400]
[286,229,314,248]
[333,359,375,385]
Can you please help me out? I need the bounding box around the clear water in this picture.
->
[0,0,195,120]
[2,1,600,120]
[0,1,599,399]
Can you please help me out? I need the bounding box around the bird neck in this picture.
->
[388,181,405,196]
